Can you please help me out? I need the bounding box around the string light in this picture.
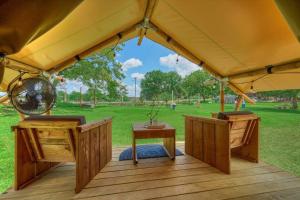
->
[176,54,179,64]
[17,77,23,86]
[249,81,256,93]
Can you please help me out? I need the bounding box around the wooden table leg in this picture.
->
[163,136,175,160]
[132,136,137,164]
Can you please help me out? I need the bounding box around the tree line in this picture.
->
[56,44,299,108]
[140,70,223,103]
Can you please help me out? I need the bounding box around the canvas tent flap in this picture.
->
[1,0,145,91]
[275,0,300,42]
[0,0,82,55]
[1,0,300,94]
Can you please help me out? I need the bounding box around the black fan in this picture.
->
[9,77,56,115]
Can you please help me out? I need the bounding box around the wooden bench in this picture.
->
[12,116,112,193]
[185,113,259,174]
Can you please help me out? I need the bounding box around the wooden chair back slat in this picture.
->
[20,129,36,162]
[17,120,80,162]
[228,115,258,148]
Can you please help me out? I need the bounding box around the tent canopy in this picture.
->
[1,0,300,97]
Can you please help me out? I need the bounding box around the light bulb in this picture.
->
[249,83,256,93]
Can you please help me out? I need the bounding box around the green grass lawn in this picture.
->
[0,102,300,192]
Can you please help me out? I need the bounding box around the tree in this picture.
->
[140,71,183,101]
[59,45,126,104]
[164,72,183,99]
[140,70,165,100]
[183,70,216,102]
[68,91,81,102]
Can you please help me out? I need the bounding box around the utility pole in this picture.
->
[134,77,137,105]
[80,86,82,107]
[64,87,67,103]
[93,86,96,106]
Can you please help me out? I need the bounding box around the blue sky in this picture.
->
[63,38,200,97]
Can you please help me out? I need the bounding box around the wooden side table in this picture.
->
[132,123,176,164]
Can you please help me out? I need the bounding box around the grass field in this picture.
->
[0,102,300,192]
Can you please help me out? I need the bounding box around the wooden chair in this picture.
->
[185,112,259,174]
[12,116,112,193]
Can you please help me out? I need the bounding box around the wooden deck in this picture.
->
[1,142,300,200]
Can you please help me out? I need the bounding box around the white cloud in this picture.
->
[131,72,145,80]
[126,84,141,97]
[159,54,200,77]
[122,58,143,71]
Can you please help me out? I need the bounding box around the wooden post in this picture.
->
[134,77,137,105]
[235,95,243,111]
[93,87,96,105]
[64,87,67,103]
[220,82,225,112]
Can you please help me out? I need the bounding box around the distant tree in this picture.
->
[68,91,81,102]
[160,92,171,105]
[164,72,183,99]
[56,91,65,103]
[59,45,126,104]
[183,70,216,102]
[140,71,183,101]
[258,89,300,109]
[140,70,165,100]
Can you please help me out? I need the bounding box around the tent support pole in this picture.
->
[235,95,243,111]
[220,82,225,112]
[5,58,41,73]
[137,0,158,46]
[228,60,300,80]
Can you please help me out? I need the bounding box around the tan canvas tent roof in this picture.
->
[1,0,300,99]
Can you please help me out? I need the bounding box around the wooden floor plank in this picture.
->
[74,166,283,199]
[154,178,300,200]
[73,173,297,200]
[101,155,197,172]
[1,143,299,200]
[228,186,300,200]
[95,162,210,179]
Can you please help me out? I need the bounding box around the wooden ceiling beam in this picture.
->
[0,95,9,104]
[5,58,42,73]
[49,23,139,73]
[228,60,300,80]
[137,0,158,46]
[149,22,255,104]
[228,83,255,104]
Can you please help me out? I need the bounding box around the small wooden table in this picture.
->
[132,123,176,164]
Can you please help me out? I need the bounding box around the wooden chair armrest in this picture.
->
[184,115,228,125]
[77,117,112,132]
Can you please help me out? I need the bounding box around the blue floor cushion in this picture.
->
[119,144,184,161]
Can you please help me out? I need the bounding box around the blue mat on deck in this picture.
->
[119,144,184,161]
